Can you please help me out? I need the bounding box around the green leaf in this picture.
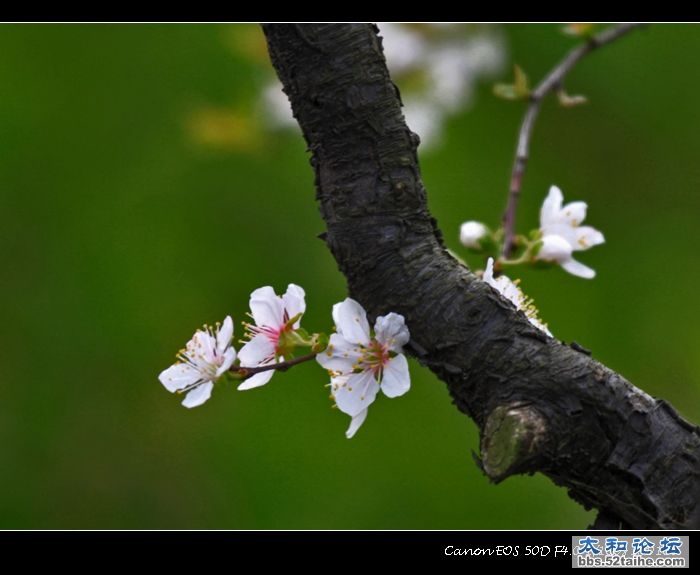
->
[531,239,544,257]
[493,83,519,100]
[529,228,543,241]
[311,332,330,354]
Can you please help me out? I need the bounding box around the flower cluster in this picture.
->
[158,287,411,439]
[458,184,605,334]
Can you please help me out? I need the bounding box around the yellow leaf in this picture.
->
[513,65,530,97]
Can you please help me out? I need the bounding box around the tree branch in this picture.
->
[262,23,700,529]
[501,23,642,258]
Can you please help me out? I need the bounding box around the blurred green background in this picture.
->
[1,23,698,529]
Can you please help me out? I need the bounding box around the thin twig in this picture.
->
[501,23,643,258]
[231,352,317,377]
[178,352,319,395]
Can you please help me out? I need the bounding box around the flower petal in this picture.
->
[483,257,496,284]
[332,298,371,345]
[381,354,411,398]
[216,316,234,355]
[561,258,596,279]
[239,334,276,367]
[561,201,587,226]
[345,408,368,439]
[282,284,306,328]
[328,374,349,396]
[495,276,523,308]
[237,369,275,390]
[334,371,379,417]
[537,234,573,263]
[316,333,362,373]
[539,222,577,245]
[192,330,217,365]
[374,313,410,351]
[216,347,236,377]
[574,226,605,251]
[484,258,552,336]
[540,185,563,227]
[181,381,214,408]
[159,363,202,393]
[249,286,285,327]
[483,259,524,309]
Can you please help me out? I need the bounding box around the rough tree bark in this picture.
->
[262,23,700,529]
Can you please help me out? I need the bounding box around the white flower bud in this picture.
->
[459,221,489,249]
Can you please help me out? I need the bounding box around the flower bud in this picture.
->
[459,221,489,249]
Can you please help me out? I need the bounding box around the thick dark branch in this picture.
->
[502,23,642,257]
[262,23,700,529]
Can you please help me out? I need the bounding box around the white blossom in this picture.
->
[317,298,411,438]
[483,258,552,336]
[238,284,306,391]
[537,185,605,279]
[459,221,489,249]
[159,316,236,408]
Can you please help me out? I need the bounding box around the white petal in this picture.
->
[537,234,573,263]
[561,258,596,279]
[539,222,577,245]
[574,226,605,251]
[193,330,217,364]
[334,371,380,417]
[282,284,306,328]
[345,408,368,439]
[332,298,371,345]
[381,354,411,398]
[216,316,234,355]
[482,259,524,309]
[561,201,587,226]
[216,347,236,377]
[483,257,496,284]
[237,369,275,390]
[159,363,202,393]
[316,353,356,374]
[328,374,349,396]
[249,286,285,327]
[181,381,213,408]
[374,313,410,351]
[316,333,362,373]
[540,185,563,227]
[494,276,523,309]
[239,334,276,367]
